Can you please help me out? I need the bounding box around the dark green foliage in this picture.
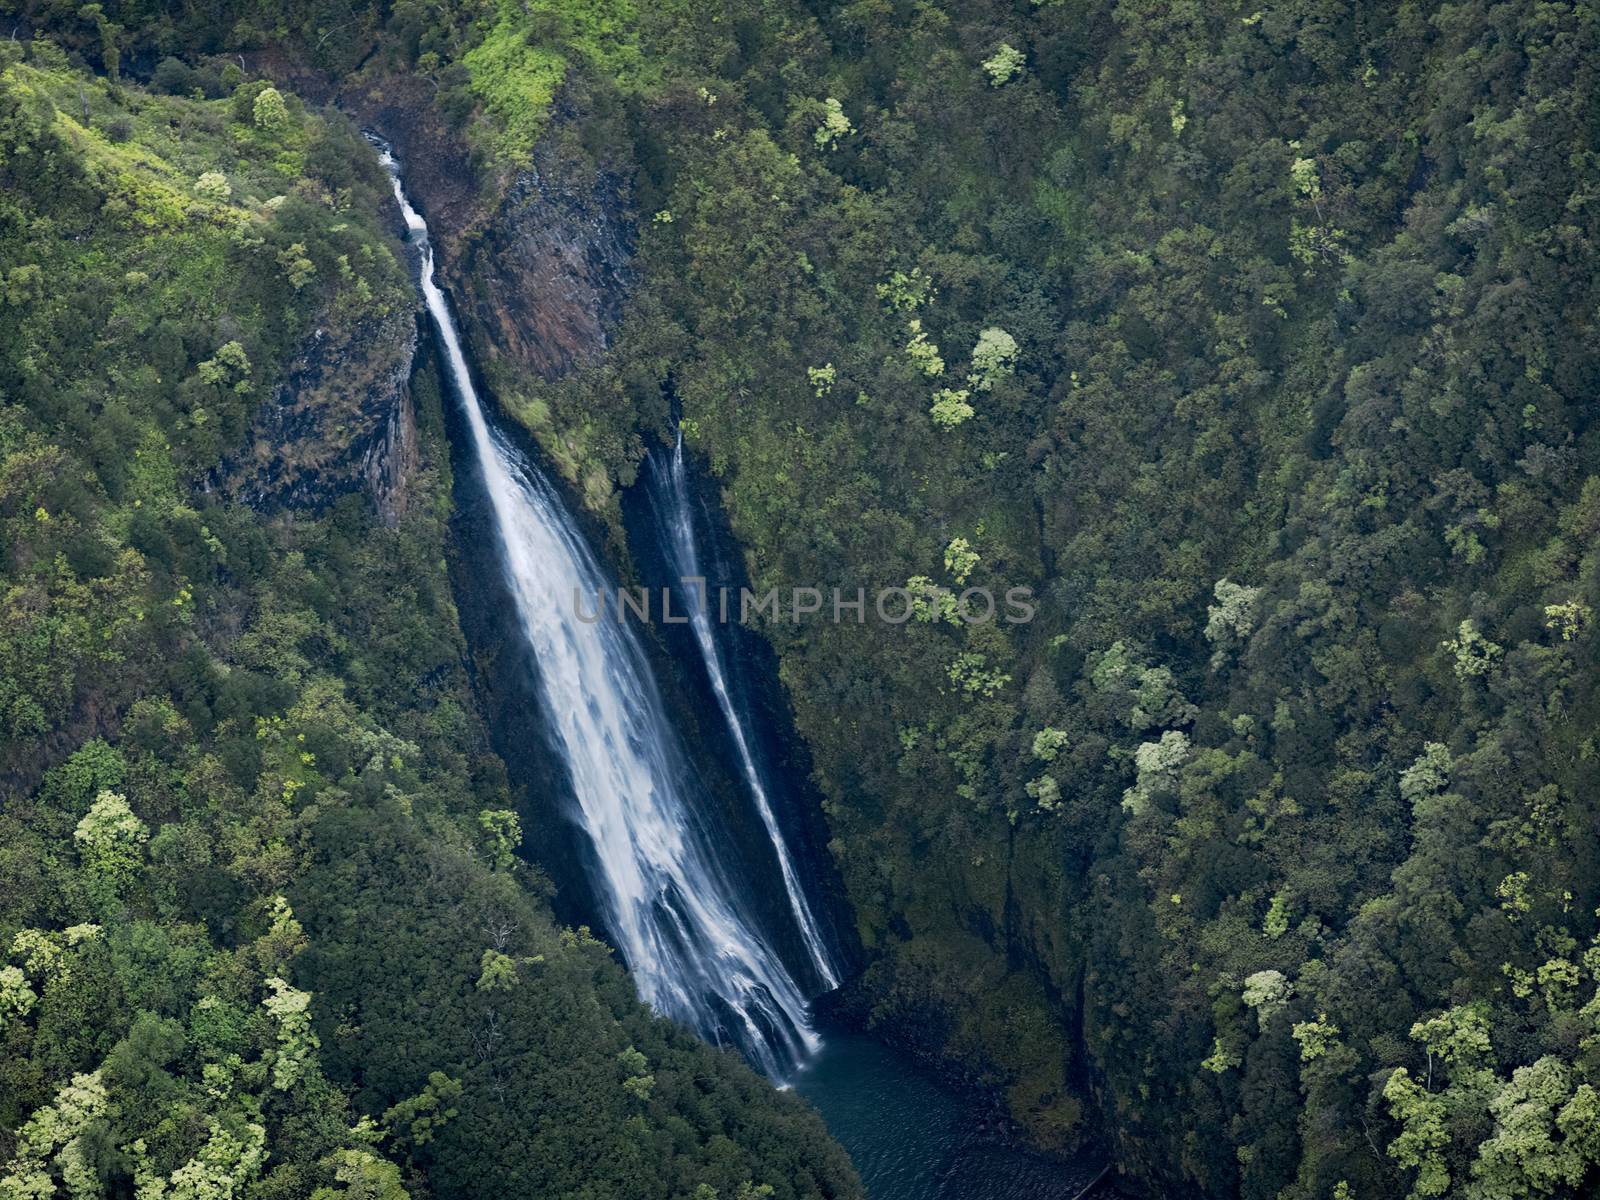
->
[505,1,1600,1196]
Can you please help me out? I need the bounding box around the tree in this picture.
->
[0,966,36,1031]
[252,86,290,133]
[813,98,852,150]
[73,790,147,899]
[982,44,1026,86]
[383,1072,463,1148]
[477,949,518,991]
[262,977,319,1090]
[194,172,232,203]
[967,327,1017,391]
[1032,728,1069,762]
[1203,578,1260,666]
[478,810,521,871]
[0,1071,109,1199]
[197,341,251,388]
[944,537,978,583]
[1385,1068,1451,1199]
[1122,731,1190,814]
[1241,970,1291,1020]
[930,389,973,429]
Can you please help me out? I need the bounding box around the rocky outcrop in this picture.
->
[453,147,634,382]
[212,304,420,525]
[337,74,481,269]
[345,76,634,384]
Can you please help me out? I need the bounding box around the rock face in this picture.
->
[212,71,632,528]
[213,305,420,525]
[453,151,634,383]
[338,75,480,270]
[347,76,634,384]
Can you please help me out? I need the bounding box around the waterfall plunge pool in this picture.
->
[795,1023,1115,1200]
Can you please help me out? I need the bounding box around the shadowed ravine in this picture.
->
[375,141,822,1079]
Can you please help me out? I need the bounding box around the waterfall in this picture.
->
[374,142,818,1078]
[648,435,840,991]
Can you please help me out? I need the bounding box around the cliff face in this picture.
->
[340,79,635,514]
[211,304,420,525]
[452,150,634,383]
[341,75,633,380]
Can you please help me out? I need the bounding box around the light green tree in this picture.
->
[813,98,852,150]
[193,171,231,203]
[905,319,944,376]
[1469,1057,1591,1198]
[197,341,251,389]
[478,809,522,871]
[1025,775,1060,811]
[929,388,973,429]
[262,977,319,1091]
[1443,619,1502,680]
[277,243,316,291]
[876,267,934,311]
[1291,1014,1340,1061]
[0,1071,109,1200]
[1032,728,1069,762]
[617,1046,654,1100]
[252,86,289,133]
[162,1120,268,1200]
[11,929,67,981]
[1385,1067,1451,1198]
[1122,731,1190,814]
[383,1072,463,1147]
[982,44,1027,86]
[946,651,1010,698]
[1203,578,1261,666]
[944,537,979,583]
[967,327,1017,391]
[1544,600,1591,641]
[477,949,518,991]
[1400,742,1453,806]
[0,966,36,1032]
[1241,969,1291,1020]
[74,789,148,897]
[310,1147,409,1200]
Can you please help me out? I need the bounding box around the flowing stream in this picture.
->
[376,143,819,1078]
[647,434,840,991]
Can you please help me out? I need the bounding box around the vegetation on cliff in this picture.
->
[578,5,1600,1198]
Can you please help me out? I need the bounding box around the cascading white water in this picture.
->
[649,435,840,991]
[374,143,818,1077]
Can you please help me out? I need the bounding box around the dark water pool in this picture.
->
[792,1027,1114,1200]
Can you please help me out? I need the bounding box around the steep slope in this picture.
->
[572,5,1600,1198]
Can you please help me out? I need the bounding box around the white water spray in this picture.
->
[650,435,840,990]
[375,142,818,1076]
